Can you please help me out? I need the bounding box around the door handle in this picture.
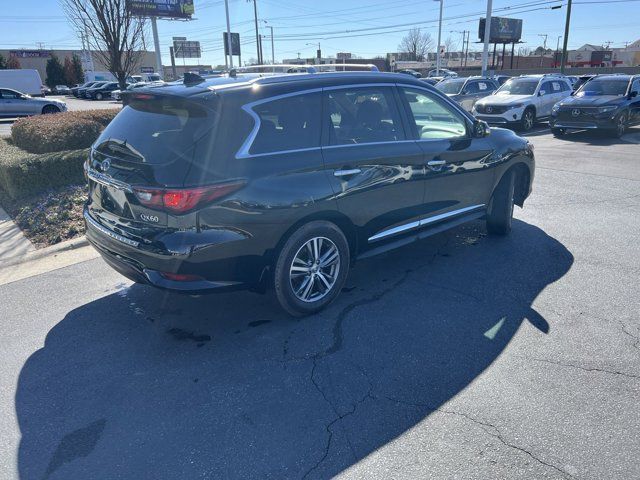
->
[334,168,361,177]
[427,160,446,167]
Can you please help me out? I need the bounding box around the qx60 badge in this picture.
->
[140,213,160,223]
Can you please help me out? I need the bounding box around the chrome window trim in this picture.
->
[368,204,485,242]
[86,166,133,193]
[236,83,402,159]
[84,210,140,247]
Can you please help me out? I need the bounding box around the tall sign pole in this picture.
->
[481,0,493,76]
[151,17,163,79]
[435,0,443,75]
[224,0,234,68]
[560,0,572,73]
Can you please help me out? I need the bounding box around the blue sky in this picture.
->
[2,0,639,67]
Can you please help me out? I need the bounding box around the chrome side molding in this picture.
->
[368,204,485,242]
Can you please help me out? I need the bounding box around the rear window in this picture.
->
[94,96,218,165]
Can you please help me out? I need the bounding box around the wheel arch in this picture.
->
[256,209,358,291]
[493,161,531,208]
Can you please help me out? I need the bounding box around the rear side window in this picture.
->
[326,87,403,145]
[249,92,321,155]
[94,96,218,165]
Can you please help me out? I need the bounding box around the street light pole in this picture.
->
[555,35,562,67]
[224,0,234,69]
[538,34,547,68]
[560,0,572,73]
[435,0,443,75]
[481,0,493,76]
[251,0,261,64]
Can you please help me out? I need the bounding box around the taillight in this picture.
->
[133,181,245,214]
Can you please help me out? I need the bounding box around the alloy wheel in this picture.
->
[289,236,340,303]
[617,114,626,137]
[523,111,534,131]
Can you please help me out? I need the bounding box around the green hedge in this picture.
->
[0,139,87,200]
[11,109,119,154]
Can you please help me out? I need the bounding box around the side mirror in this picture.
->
[538,90,546,97]
[473,119,490,138]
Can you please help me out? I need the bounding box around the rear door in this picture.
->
[320,85,426,243]
[398,85,495,219]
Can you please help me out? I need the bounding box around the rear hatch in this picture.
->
[86,92,223,240]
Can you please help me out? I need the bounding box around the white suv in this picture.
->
[472,74,573,131]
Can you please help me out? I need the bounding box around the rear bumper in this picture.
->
[84,208,261,293]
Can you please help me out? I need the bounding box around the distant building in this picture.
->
[0,48,158,83]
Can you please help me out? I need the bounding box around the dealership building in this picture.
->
[0,49,158,83]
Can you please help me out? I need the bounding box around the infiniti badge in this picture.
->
[571,108,580,117]
[100,159,111,171]
[486,106,493,113]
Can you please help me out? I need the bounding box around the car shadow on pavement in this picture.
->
[15,219,573,480]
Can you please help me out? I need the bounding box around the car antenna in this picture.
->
[183,72,205,85]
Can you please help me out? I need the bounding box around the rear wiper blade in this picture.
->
[95,138,145,162]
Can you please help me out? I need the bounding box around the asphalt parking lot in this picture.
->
[1,126,639,479]
[0,95,121,137]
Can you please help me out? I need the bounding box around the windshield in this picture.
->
[577,79,628,96]
[496,79,538,96]
[436,79,465,95]
[95,96,219,165]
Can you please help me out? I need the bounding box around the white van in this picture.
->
[0,69,43,96]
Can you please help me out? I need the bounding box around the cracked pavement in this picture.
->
[1,128,639,479]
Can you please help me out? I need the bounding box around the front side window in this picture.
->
[632,79,640,94]
[400,87,467,140]
[250,92,321,155]
[326,87,403,145]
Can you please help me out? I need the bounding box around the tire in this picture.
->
[551,127,565,137]
[486,171,515,236]
[41,105,60,114]
[96,92,103,100]
[610,111,628,138]
[274,221,350,317]
[520,107,535,132]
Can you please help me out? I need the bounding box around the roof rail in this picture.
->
[236,63,379,74]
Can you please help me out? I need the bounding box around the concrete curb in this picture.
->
[0,236,100,286]
[0,235,90,268]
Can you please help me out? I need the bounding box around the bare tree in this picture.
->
[398,28,434,61]
[61,0,147,88]
[443,36,457,58]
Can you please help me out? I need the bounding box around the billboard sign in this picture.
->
[223,32,241,56]
[126,0,194,19]
[591,50,612,64]
[173,39,201,58]
[478,17,523,43]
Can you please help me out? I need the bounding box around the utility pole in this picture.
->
[560,0,572,73]
[224,0,234,68]
[481,0,493,76]
[250,0,261,64]
[434,0,443,75]
[269,26,274,64]
[150,17,163,79]
[555,35,562,67]
[538,34,548,67]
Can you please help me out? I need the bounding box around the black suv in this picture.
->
[86,81,123,100]
[550,74,640,137]
[84,72,535,316]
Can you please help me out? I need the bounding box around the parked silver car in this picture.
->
[436,76,499,112]
[0,88,67,117]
